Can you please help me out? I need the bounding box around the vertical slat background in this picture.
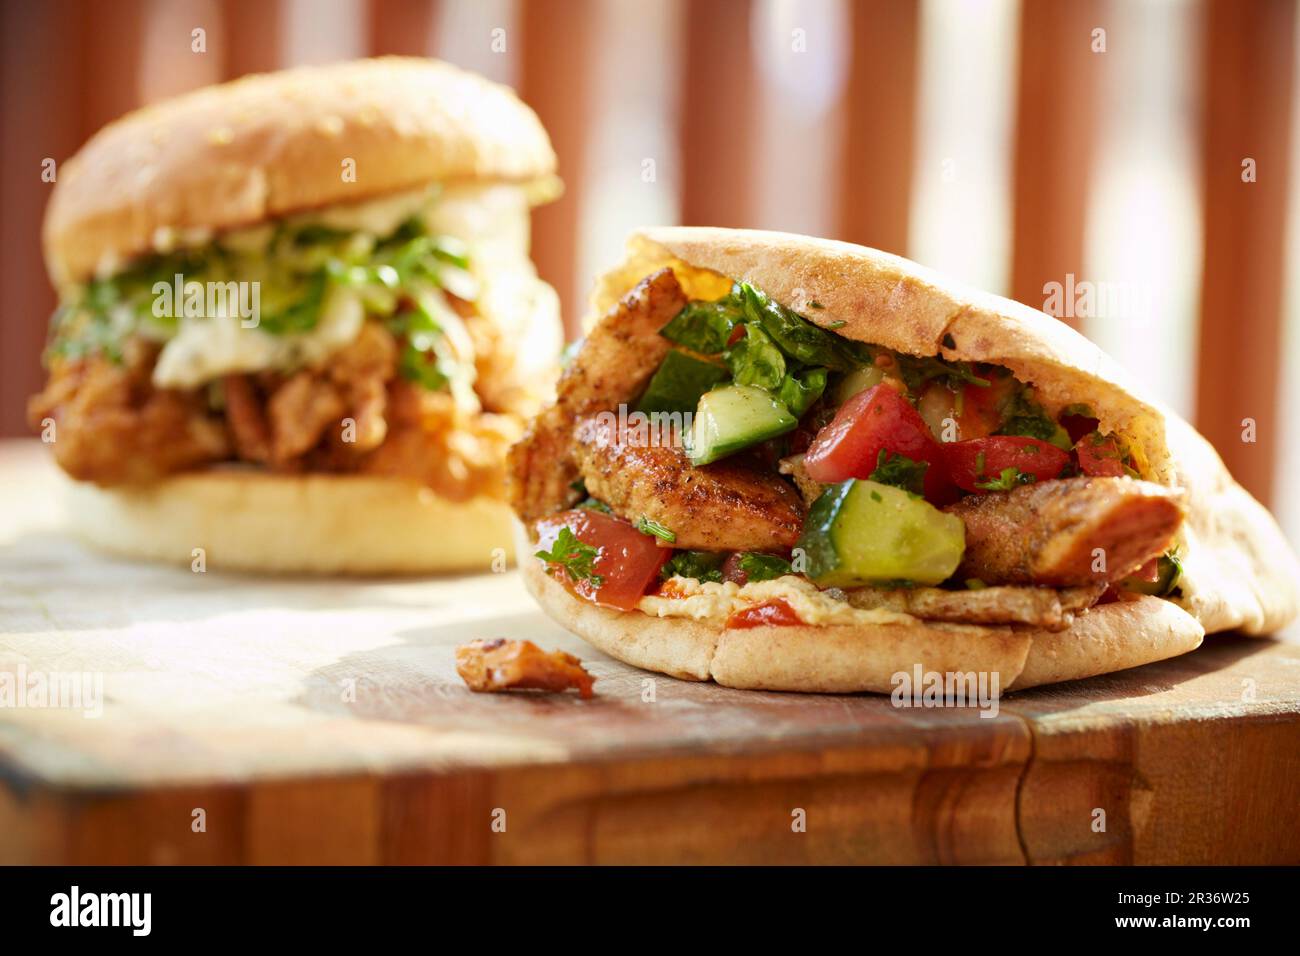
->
[220,0,286,77]
[1195,0,1297,508]
[367,0,439,57]
[1009,0,1106,327]
[0,1,86,436]
[837,0,920,252]
[679,0,758,230]
[80,0,148,133]
[519,0,597,336]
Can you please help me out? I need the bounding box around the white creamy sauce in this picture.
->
[299,188,435,237]
[153,286,363,389]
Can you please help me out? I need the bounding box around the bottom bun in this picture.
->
[519,553,1206,693]
[64,469,516,574]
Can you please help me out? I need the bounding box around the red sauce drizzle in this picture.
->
[726,598,803,629]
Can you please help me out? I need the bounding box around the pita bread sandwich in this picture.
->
[509,227,1300,694]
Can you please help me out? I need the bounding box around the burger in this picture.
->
[30,57,563,573]
[509,227,1300,693]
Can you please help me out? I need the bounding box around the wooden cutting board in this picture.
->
[1,439,1297,865]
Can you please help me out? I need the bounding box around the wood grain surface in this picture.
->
[1,440,1297,865]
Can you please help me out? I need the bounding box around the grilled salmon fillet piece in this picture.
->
[574,414,806,552]
[946,476,1185,587]
[508,268,686,526]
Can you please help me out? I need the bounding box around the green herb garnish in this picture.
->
[635,515,676,544]
[997,389,1072,450]
[535,527,604,588]
[661,551,725,583]
[737,553,793,582]
[975,466,1036,492]
[869,450,929,497]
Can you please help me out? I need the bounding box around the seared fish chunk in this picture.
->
[574,414,806,552]
[945,476,1185,587]
[508,268,686,526]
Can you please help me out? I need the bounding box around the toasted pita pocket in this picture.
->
[520,538,1204,693]
[516,227,1298,694]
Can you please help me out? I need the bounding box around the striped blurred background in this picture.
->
[2,0,1298,546]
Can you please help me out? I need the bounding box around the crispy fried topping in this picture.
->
[455,638,595,699]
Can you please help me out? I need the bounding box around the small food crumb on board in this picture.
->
[455,638,596,699]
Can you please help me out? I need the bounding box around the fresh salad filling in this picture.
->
[31,185,558,495]
[48,187,480,402]
[530,275,1185,629]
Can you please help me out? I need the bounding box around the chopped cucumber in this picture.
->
[688,384,797,465]
[833,364,885,404]
[639,350,727,415]
[797,479,965,587]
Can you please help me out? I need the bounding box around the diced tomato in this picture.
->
[725,598,803,629]
[1075,431,1129,478]
[802,384,957,504]
[1061,413,1100,445]
[942,435,1070,493]
[534,510,670,611]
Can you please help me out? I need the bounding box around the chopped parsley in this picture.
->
[737,553,793,582]
[535,528,604,588]
[634,515,676,544]
[869,449,928,497]
[997,389,1072,449]
[975,466,1037,492]
[661,550,724,583]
